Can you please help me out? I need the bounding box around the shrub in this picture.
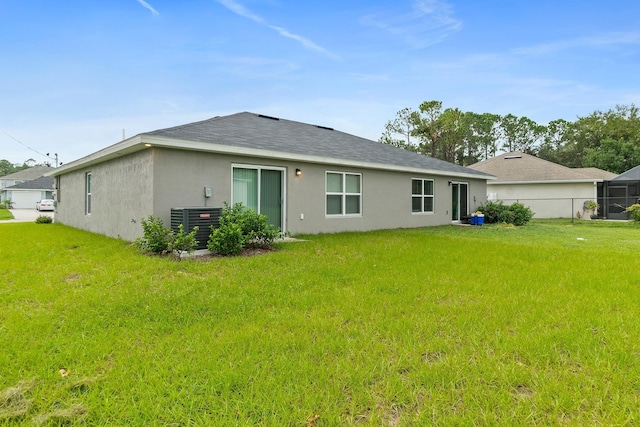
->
[477,201,507,224]
[167,224,199,258]
[505,202,534,226]
[208,222,244,255]
[35,215,53,224]
[136,216,201,257]
[207,202,281,255]
[477,200,533,226]
[624,203,640,222]
[135,215,171,254]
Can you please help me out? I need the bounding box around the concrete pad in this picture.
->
[0,209,54,223]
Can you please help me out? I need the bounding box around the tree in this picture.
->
[467,112,501,162]
[379,107,421,152]
[0,159,30,177]
[415,100,444,157]
[499,114,544,154]
[437,108,469,164]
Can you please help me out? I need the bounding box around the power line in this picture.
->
[1,131,60,166]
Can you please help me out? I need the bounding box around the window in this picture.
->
[412,179,434,213]
[326,172,361,216]
[85,172,92,215]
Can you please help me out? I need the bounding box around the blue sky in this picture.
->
[2,0,639,165]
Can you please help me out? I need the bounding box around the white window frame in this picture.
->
[325,171,362,217]
[231,164,287,231]
[412,178,435,214]
[85,172,92,215]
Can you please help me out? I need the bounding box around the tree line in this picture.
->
[379,101,640,174]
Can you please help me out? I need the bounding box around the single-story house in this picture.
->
[1,166,54,189]
[0,167,55,208]
[47,112,494,240]
[468,152,616,218]
[600,165,640,219]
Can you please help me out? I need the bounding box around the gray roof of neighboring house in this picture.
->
[145,112,492,179]
[4,176,54,190]
[612,164,640,181]
[0,166,55,180]
[468,152,616,182]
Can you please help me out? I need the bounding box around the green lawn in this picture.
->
[0,209,14,220]
[1,220,640,425]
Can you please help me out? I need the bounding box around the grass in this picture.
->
[0,209,14,220]
[1,219,640,425]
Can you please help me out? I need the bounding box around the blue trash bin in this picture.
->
[476,214,484,225]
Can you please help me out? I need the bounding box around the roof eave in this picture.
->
[488,179,603,185]
[49,134,495,180]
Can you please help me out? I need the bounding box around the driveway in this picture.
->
[1,209,54,223]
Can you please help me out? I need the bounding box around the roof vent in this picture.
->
[315,125,334,131]
[504,155,522,159]
[257,114,280,121]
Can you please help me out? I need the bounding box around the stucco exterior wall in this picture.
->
[54,150,154,240]
[488,181,598,218]
[150,148,487,236]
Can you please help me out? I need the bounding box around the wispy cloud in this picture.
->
[137,0,159,16]
[513,32,640,55]
[360,0,462,49]
[216,0,338,59]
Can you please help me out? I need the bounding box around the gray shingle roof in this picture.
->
[468,152,616,182]
[612,164,640,180]
[5,175,54,190]
[146,112,492,178]
[0,166,55,180]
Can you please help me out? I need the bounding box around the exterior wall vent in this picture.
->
[170,207,222,250]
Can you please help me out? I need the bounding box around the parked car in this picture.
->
[36,199,55,211]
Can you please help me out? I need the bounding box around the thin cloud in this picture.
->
[360,0,462,49]
[514,32,640,55]
[137,0,159,16]
[216,0,338,59]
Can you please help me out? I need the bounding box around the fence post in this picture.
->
[571,198,574,224]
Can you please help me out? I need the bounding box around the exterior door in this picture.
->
[232,166,284,230]
[451,182,468,221]
[607,185,628,220]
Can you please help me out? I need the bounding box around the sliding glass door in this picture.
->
[232,166,284,229]
[451,182,468,221]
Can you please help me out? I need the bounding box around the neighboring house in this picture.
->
[468,152,616,218]
[1,176,55,208]
[47,112,494,241]
[0,166,54,191]
[600,165,640,220]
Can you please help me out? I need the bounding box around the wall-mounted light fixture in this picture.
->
[448,181,452,186]
[295,168,302,177]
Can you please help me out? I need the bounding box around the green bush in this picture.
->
[478,200,533,226]
[136,216,201,256]
[505,202,534,226]
[208,222,244,255]
[477,200,507,224]
[207,202,281,255]
[35,215,53,224]
[624,203,640,222]
[168,224,199,257]
[135,215,171,254]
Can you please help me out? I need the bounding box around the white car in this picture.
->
[36,199,55,211]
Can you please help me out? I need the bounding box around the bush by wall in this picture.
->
[624,204,640,222]
[136,215,199,257]
[35,215,53,224]
[207,202,281,256]
[477,201,534,226]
